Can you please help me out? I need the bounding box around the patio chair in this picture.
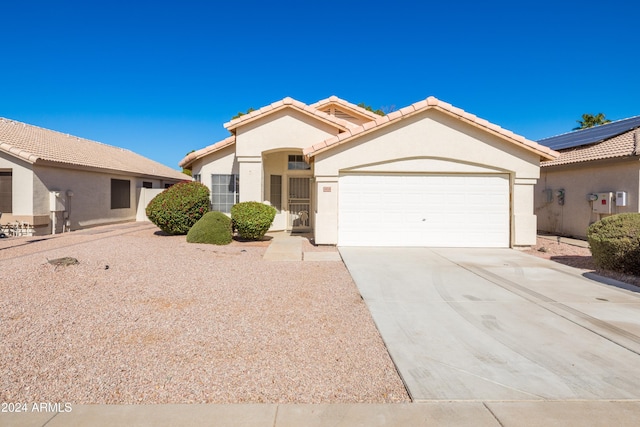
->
[0,212,5,238]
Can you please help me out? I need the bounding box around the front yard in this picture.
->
[0,223,409,404]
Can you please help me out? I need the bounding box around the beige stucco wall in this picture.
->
[235,109,339,158]
[235,109,337,205]
[33,165,173,233]
[0,151,35,223]
[194,110,334,230]
[262,150,314,230]
[312,109,543,246]
[535,159,640,239]
[1,152,179,234]
[190,143,239,184]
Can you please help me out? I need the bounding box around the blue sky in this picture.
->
[2,0,638,170]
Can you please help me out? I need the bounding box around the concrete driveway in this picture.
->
[339,247,640,402]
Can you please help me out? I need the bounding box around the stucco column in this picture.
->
[313,176,339,245]
[237,156,262,203]
[513,178,537,246]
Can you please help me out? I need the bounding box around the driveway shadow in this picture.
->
[550,255,594,270]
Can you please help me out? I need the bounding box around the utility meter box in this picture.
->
[592,192,613,214]
[616,191,628,207]
[49,191,65,212]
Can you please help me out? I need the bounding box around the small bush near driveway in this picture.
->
[146,181,210,235]
[187,211,232,245]
[587,213,640,275]
[231,201,276,240]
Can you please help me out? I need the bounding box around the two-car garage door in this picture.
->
[338,174,510,247]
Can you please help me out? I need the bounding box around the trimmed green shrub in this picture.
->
[231,201,276,240]
[187,211,232,245]
[146,181,210,235]
[587,213,640,275]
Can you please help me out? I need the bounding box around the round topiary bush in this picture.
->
[186,211,232,245]
[587,213,640,275]
[146,181,210,235]
[230,201,276,240]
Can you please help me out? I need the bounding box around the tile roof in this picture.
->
[303,96,559,161]
[223,96,355,132]
[179,135,235,168]
[0,117,187,180]
[310,95,383,121]
[541,129,638,167]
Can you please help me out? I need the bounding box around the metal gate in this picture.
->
[288,177,311,232]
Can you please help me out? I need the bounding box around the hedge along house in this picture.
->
[0,117,187,235]
[535,116,640,239]
[180,96,558,247]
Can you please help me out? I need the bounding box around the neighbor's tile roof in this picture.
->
[224,96,355,132]
[303,96,559,161]
[0,117,187,180]
[310,95,383,121]
[541,129,638,167]
[179,135,235,168]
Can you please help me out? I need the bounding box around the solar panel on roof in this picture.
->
[538,116,640,150]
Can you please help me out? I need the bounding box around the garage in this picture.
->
[338,174,510,247]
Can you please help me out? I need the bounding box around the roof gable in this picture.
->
[0,117,186,180]
[303,97,558,161]
[179,135,235,168]
[224,97,352,133]
[310,96,382,122]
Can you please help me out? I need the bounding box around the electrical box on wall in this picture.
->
[616,191,628,207]
[49,191,65,212]
[592,192,613,214]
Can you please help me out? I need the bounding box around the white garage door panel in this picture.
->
[338,175,509,247]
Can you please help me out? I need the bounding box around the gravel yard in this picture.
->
[523,236,640,288]
[0,223,409,404]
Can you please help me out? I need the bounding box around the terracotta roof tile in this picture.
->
[0,118,186,180]
[398,105,416,116]
[179,135,236,168]
[412,99,429,110]
[304,96,559,161]
[542,130,637,167]
[386,110,402,121]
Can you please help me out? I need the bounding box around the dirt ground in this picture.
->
[523,237,640,288]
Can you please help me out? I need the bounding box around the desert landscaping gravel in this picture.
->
[524,236,640,288]
[0,223,409,404]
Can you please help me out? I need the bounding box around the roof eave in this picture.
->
[0,143,40,164]
[542,153,640,168]
[33,158,186,181]
[179,136,236,169]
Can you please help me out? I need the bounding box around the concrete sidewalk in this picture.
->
[3,401,640,426]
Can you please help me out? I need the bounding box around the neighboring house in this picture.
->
[180,96,557,247]
[535,116,640,239]
[0,117,187,235]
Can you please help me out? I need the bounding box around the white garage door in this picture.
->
[338,174,510,247]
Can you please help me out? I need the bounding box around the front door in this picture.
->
[288,177,311,232]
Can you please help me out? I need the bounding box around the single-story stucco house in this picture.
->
[180,96,558,247]
[535,116,640,239]
[0,117,187,235]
